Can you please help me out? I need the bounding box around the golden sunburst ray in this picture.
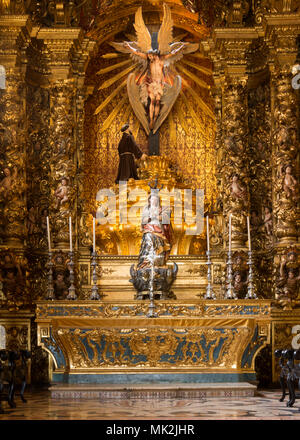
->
[176,64,210,90]
[189,52,207,60]
[182,79,215,121]
[168,111,176,147]
[97,59,132,76]
[180,58,212,76]
[172,32,188,42]
[99,95,128,133]
[175,97,189,134]
[99,64,137,90]
[180,90,206,137]
[94,79,127,115]
[132,117,141,139]
[120,104,132,126]
[101,53,125,59]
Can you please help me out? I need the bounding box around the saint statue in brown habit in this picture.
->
[115,123,146,183]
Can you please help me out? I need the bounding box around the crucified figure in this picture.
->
[123,43,185,130]
[110,4,199,135]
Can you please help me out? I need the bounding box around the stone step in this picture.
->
[50,382,257,399]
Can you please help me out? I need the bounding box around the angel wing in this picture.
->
[152,75,182,134]
[127,73,150,135]
[164,42,199,66]
[158,3,173,55]
[109,41,138,54]
[133,6,152,53]
[109,41,147,68]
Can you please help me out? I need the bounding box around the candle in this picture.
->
[229,213,232,253]
[247,215,251,252]
[69,216,72,252]
[206,215,210,252]
[46,216,51,252]
[93,217,96,253]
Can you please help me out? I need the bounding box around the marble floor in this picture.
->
[1,388,300,420]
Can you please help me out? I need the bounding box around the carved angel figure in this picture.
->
[282,165,298,200]
[0,166,17,199]
[110,3,198,134]
[54,177,69,210]
[276,254,300,301]
[230,174,246,200]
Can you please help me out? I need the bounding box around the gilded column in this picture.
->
[271,64,298,244]
[49,79,77,248]
[0,15,31,247]
[75,87,93,251]
[70,38,96,252]
[209,84,225,250]
[263,17,300,245]
[221,78,250,248]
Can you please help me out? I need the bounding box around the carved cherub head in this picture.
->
[60,177,68,186]
[3,254,12,265]
[287,251,297,264]
[3,167,10,177]
[282,164,293,175]
[265,206,272,214]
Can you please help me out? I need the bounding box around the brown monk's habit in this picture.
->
[115,132,143,183]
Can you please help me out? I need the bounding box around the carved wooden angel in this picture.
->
[110,3,198,134]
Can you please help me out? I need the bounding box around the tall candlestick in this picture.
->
[93,217,96,253]
[247,215,251,252]
[46,216,51,252]
[206,215,210,252]
[69,216,72,252]
[228,213,232,252]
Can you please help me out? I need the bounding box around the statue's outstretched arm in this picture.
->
[164,43,186,60]
[123,42,147,60]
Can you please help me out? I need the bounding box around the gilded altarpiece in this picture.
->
[0,1,299,386]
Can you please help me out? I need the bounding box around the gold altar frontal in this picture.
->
[35,299,271,384]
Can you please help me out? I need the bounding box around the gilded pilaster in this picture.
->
[262,17,300,311]
[35,29,95,250]
[208,29,259,249]
[35,28,80,249]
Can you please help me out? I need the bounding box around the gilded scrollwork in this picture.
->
[0,249,30,311]
[35,300,271,319]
